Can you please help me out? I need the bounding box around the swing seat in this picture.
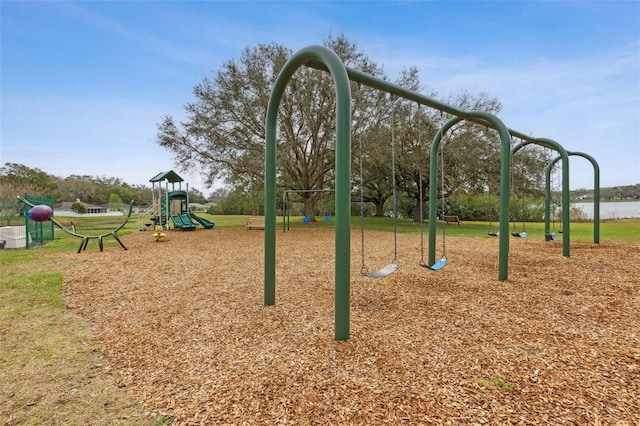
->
[545,232,557,241]
[365,262,399,278]
[511,231,527,238]
[488,231,499,237]
[422,257,448,271]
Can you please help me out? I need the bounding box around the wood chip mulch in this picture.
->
[62,226,639,425]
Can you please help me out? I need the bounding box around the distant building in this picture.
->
[189,202,216,212]
[55,201,119,217]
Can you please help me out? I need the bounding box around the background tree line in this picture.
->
[569,184,640,201]
[0,162,208,207]
[157,34,550,221]
[1,161,636,220]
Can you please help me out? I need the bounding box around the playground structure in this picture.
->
[263,45,600,341]
[149,170,215,232]
[17,195,132,253]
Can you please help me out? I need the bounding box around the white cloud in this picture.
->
[365,41,640,188]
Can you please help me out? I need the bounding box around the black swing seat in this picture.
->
[511,231,528,238]
[365,262,399,278]
[545,232,557,241]
[488,231,499,237]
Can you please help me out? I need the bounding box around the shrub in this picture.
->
[71,200,87,214]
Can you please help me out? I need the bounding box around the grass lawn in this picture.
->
[0,249,150,424]
[284,215,640,242]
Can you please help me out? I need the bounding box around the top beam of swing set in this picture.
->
[264,45,582,341]
[309,58,575,263]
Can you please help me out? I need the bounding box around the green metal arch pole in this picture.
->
[572,152,600,243]
[544,159,557,238]
[428,112,512,281]
[264,45,352,341]
[512,139,570,257]
[545,151,600,244]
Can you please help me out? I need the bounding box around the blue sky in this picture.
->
[2,1,639,194]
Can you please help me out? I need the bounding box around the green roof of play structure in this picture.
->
[149,170,184,183]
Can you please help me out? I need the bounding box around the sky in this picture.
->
[1,1,639,195]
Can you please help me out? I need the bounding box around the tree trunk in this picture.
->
[413,202,422,223]
[374,202,385,217]
[303,197,316,222]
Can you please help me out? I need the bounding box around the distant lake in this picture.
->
[572,201,640,219]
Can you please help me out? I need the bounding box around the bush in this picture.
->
[446,193,490,221]
[71,200,87,214]
[445,193,545,222]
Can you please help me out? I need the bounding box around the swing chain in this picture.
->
[359,127,368,276]
[417,104,427,266]
[439,131,447,258]
[391,106,398,264]
[359,95,400,277]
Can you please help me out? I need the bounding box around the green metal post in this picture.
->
[544,160,554,236]
[264,45,352,340]
[513,139,570,257]
[546,151,600,244]
[574,152,600,244]
[429,112,512,281]
[23,195,31,249]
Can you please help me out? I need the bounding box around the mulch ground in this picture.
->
[62,226,639,425]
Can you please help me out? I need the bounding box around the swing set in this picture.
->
[281,188,334,232]
[510,145,528,238]
[358,107,399,278]
[358,102,450,278]
[417,105,448,270]
[264,45,595,341]
[546,152,561,240]
[544,151,601,244]
[424,143,449,270]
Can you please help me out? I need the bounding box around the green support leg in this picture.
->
[264,45,352,340]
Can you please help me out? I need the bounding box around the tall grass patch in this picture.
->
[0,253,149,424]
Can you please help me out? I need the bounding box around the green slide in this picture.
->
[189,212,215,229]
[171,214,197,231]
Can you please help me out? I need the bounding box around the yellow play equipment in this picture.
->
[153,225,166,242]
